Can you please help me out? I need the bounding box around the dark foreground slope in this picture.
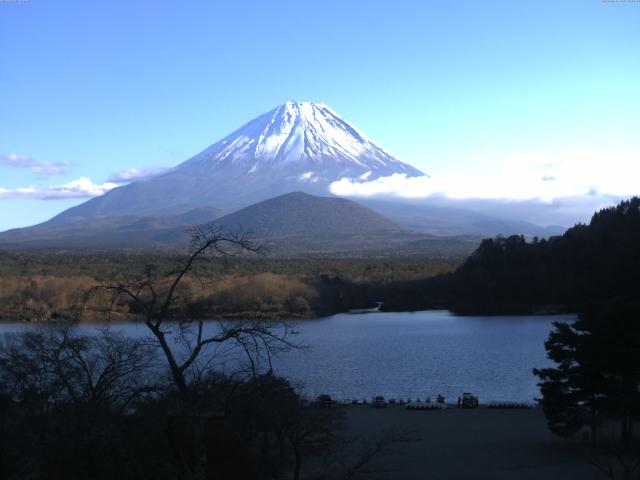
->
[347,406,598,480]
[381,197,640,314]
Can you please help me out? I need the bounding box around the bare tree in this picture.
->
[0,325,158,413]
[87,225,296,401]
[0,325,170,479]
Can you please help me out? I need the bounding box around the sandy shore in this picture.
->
[344,404,603,479]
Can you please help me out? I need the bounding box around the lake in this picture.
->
[0,310,573,402]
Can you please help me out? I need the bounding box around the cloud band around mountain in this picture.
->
[329,148,639,202]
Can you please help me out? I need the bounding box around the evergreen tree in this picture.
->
[535,303,640,443]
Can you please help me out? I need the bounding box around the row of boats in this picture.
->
[314,393,532,409]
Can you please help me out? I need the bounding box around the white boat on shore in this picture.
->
[348,302,383,314]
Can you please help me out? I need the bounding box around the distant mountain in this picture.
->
[122,207,226,231]
[0,207,226,249]
[0,192,480,257]
[46,101,425,225]
[211,192,401,238]
[203,192,478,258]
[358,199,565,237]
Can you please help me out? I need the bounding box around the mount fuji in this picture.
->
[0,102,563,250]
[48,101,425,224]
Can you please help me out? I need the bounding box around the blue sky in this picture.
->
[1,0,639,230]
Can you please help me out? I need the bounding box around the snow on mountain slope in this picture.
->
[181,101,423,180]
[45,101,426,224]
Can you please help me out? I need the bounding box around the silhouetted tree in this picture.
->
[85,225,304,479]
[88,225,296,401]
[535,303,640,444]
[0,325,163,480]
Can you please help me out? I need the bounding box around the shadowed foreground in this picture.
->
[346,405,601,480]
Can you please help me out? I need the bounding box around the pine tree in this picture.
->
[535,303,640,443]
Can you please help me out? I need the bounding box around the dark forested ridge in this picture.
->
[381,197,640,314]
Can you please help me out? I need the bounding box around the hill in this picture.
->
[189,192,479,258]
[212,192,401,238]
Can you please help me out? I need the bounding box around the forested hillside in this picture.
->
[382,197,640,314]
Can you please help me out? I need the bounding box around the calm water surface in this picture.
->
[0,310,574,402]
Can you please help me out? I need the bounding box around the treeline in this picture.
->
[0,254,459,322]
[0,252,459,282]
[384,197,640,314]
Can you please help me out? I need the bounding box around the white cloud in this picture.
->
[0,177,119,200]
[0,163,169,202]
[330,148,640,202]
[0,153,72,176]
[107,166,170,183]
[298,171,316,182]
[331,173,433,198]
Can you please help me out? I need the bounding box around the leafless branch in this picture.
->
[82,226,294,400]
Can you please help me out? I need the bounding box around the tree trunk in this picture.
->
[278,433,285,469]
[590,405,598,446]
[290,436,302,480]
[620,413,632,446]
[147,322,188,397]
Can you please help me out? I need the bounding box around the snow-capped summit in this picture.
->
[47,102,426,223]
[181,101,423,181]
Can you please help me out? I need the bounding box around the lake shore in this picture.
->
[344,404,601,479]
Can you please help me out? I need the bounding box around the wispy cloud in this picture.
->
[0,177,119,200]
[107,166,170,183]
[0,153,72,176]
